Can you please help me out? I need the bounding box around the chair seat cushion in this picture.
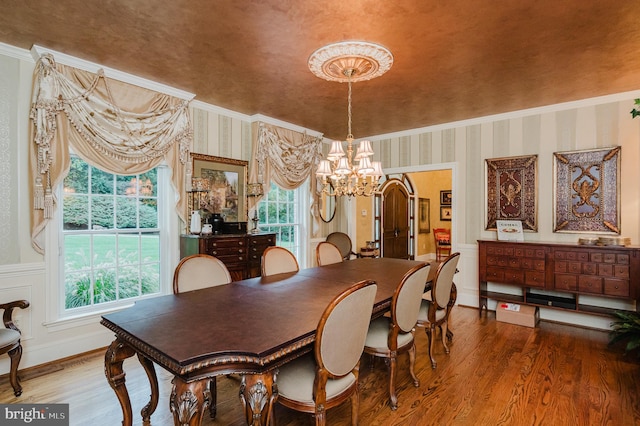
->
[364,316,413,351]
[417,300,447,323]
[278,353,356,404]
[0,328,20,348]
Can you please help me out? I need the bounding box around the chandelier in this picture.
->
[309,41,393,197]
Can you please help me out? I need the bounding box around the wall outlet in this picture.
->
[361,209,367,217]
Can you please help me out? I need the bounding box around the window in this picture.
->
[60,157,162,313]
[257,183,304,264]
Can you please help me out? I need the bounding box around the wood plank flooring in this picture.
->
[0,306,638,425]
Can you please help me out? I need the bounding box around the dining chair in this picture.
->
[316,241,343,266]
[433,228,452,261]
[416,252,460,369]
[363,262,431,410]
[0,299,30,396]
[326,232,357,260]
[172,254,232,293]
[261,246,299,277]
[172,254,232,419]
[276,280,377,426]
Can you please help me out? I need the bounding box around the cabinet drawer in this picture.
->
[507,258,521,268]
[582,263,597,275]
[614,265,630,279]
[249,235,275,246]
[604,279,630,297]
[567,262,582,274]
[555,261,567,273]
[598,264,614,277]
[555,274,577,291]
[603,253,616,263]
[617,254,630,265]
[207,239,246,249]
[485,267,504,282]
[208,246,246,256]
[578,275,603,294]
[503,269,524,285]
[214,254,247,266]
[525,271,545,288]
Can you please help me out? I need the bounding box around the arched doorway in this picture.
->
[375,176,415,259]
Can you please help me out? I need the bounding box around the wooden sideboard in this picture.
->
[180,233,276,281]
[478,240,640,317]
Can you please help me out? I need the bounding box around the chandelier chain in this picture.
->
[347,71,353,140]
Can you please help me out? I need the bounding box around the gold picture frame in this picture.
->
[418,198,430,233]
[191,153,248,223]
[553,146,620,234]
[485,155,538,231]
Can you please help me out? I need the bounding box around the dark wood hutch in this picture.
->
[180,222,276,281]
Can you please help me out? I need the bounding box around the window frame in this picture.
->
[44,159,179,327]
[257,182,308,269]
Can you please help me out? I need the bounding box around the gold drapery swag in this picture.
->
[29,53,192,253]
[249,122,324,235]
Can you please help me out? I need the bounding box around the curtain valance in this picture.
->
[249,122,323,234]
[29,54,192,253]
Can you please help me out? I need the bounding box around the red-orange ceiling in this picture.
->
[2,1,640,140]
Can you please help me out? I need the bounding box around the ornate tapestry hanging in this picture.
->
[485,155,538,231]
[553,146,620,234]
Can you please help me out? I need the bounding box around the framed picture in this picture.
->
[418,198,430,233]
[440,206,452,221]
[191,153,248,223]
[553,146,620,234]
[485,155,538,231]
[440,190,452,205]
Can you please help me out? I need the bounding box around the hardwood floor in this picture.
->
[1,306,638,425]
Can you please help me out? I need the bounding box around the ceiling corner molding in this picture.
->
[31,45,195,101]
[0,42,33,61]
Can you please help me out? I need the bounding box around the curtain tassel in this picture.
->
[34,177,44,210]
[44,188,53,219]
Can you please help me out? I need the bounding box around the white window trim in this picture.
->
[43,164,179,328]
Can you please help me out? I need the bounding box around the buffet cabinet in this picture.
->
[478,240,640,317]
[180,233,276,281]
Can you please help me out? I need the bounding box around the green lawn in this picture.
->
[64,233,159,270]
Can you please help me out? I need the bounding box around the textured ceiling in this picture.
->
[2,1,640,140]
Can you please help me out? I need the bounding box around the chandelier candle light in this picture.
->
[309,41,393,197]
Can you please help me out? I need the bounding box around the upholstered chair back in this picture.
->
[261,246,299,277]
[173,254,231,294]
[318,281,377,377]
[433,253,460,308]
[393,263,431,333]
[326,232,356,260]
[316,241,344,266]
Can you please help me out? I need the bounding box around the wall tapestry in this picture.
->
[553,146,620,234]
[485,155,538,231]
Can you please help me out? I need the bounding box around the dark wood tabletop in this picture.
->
[101,257,428,425]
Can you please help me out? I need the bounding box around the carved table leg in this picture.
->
[170,377,211,426]
[104,338,137,426]
[239,372,278,426]
[136,353,159,422]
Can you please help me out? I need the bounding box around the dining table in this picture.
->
[101,257,432,426]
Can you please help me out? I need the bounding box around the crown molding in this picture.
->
[0,42,33,61]
[365,89,640,141]
[31,45,195,101]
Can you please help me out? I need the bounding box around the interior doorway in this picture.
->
[381,180,411,259]
[379,163,456,262]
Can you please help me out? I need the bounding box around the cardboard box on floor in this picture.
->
[496,301,539,328]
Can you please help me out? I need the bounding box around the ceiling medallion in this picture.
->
[311,41,393,198]
[308,41,393,83]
